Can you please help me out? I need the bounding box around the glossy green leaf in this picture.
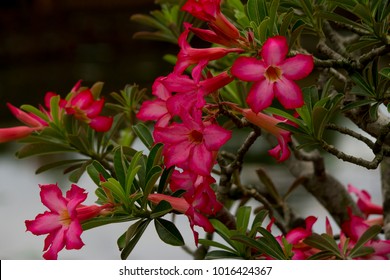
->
[120,219,151,260]
[114,147,128,187]
[157,166,174,194]
[304,233,343,259]
[350,72,376,97]
[154,218,185,246]
[236,206,252,233]
[35,159,86,174]
[82,215,139,231]
[198,239,237,253]
[146,143,164,172]
[142,166,163,207]
[150,200,173,219]
[348,225,381,259]
[133,123,154,149]
[101,178,127,204]
[87,160,112,186]
[210,219,241,251]
[246,0,267,25]
[16,142,74,158]
[205,250,243,260]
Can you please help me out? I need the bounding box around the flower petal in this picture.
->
[231,57,266,81]
[261,36,288,66]
[65,184,88,215]
[65,221,84,250]
[42,228,66,260]
[190,144,213,175]
[136,100,169,122]
[274,77,304,109]
[40,184,67,213]
[164,141,193,168]
[280,54,314,80]
[25,212,61,235]
[203,124,231,150]
[246,79,275,113]
[89,116,113,132]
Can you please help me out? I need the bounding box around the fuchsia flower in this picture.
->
[231,36,314,113]
[347,184,383,218]
[0,93,55,143]
[174,23,243,74]
[269,216,318,260]
[340,211,390,259]
[240,108,292,162]
[62,84,113,132]
[148,193,215,244]
[181,0,241,42]
[25,184,112,260]
[153,111,231,176]
[136,77,173,127]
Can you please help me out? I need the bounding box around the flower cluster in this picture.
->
[266,185,390,260]
[137,0,314,242]
[0,81,113,144]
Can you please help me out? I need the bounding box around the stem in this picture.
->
[381,157,390,239]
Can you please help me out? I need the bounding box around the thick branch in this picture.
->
[287,147,361,226]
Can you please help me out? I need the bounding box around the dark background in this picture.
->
[0,0,177,124]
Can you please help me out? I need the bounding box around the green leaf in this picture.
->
[379,67,390,79]
[86,160,112,186]
[82,215,139,231]
[304,233,343,259]
[231,232,287,260]
[125,151,143,196]
[157,166,174,194]
[114,147,128,187]
[146,143,164,172]
[312,106,329,139]
[236,206,252,233]
[348,225,382,259]
[68,161,90,183]
[133,123,154,149]
[350,72,376,96]
[101,178,127,204]
[16,142,74,158]
[120,219,151,260]
[142,166,163,207]
[150,200,173,219]
[35,159,87,174]
[20,105,50,123]
[154,218,185,246]
[341,99,375,112]
[268,0,280,35]
[210,219,241,251]
[319,10,366,31]
[205,250,243,260]
[246,0,267,25]
[198,239,237,253]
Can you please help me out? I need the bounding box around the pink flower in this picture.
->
[0,93,54,143]
[25,184,111,259]
[241,108,292,162]
[136,77,173,127]
[154,112,231,176]
[341,211,390,259]
[347,184,383,218]
[231,36,314,112]
[174,23,242,74]
[170,170,221,215]
[148,193,215,244]
[267,216,318,260]
[181,0,241,42]
[62,81,113,132]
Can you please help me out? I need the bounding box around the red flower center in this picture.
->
[189,130,204,144]
[265,66,282,82]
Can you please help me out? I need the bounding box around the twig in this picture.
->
[320,140,383,169]
[326,123,375,149]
